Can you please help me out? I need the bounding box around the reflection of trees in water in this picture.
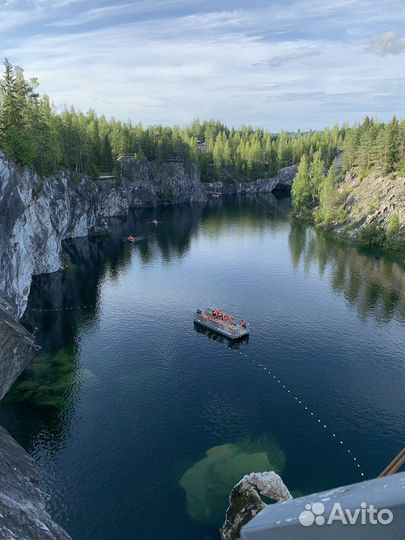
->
[288,220,405,322]
[152,203,204,263]
[3,197,402,451]
[201,194,290,238]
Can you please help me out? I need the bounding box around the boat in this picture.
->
[128,235,136,242]
[194,308,249,340]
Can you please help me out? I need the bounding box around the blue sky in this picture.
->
[1,0,404,130]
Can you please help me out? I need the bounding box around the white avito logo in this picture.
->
[299,501,394,527]
[299,502,326,526]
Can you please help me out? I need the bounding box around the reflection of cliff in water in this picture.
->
[289,220,405,322]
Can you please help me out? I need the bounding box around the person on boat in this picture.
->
[240,320,247,328]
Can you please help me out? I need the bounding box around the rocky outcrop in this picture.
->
[331,171,405,248]
[221,471,292,540]
[204,165,297,195]
[0,296,39,400]
[121,159,205,206]
[0,425,71,540]
[0,154,205,319]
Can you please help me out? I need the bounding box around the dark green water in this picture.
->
[0,195,404,539]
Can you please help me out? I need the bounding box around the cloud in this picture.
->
[1,0,403,130]
[366,31,405,56]
[254,45,324,67]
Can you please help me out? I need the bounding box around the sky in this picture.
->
[0,0,404,131]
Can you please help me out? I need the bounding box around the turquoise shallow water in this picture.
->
[0,195,404,539]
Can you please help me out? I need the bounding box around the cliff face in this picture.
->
[302,161,405,251]
[204,165,297,194]
[0,297,39,400]
[331,171,405,248]
[0,425,71,540]
[0,154,205,319]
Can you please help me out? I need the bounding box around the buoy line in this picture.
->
[31,304,96,312]
[224,343,366,480]
[30,303,365,479]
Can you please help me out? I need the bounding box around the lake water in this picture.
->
[0,195,404,539]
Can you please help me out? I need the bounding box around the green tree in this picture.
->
[291,155,311,210]
[309,150,325,204]
[316,163,337,225]
[384,117,399,173]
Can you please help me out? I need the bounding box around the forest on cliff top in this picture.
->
[0,58,404,194]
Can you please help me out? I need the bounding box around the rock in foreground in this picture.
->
[221,471,292,540]
[0,425,71,540]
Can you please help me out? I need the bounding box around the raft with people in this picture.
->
[194,308,249,340]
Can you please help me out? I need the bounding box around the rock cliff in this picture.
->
[0,154,204,319]
[329,171,405,248]
[204,165,297,195]
[0,297,39,400]
[0,425,71,540]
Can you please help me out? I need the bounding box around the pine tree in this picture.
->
[385,117,399,173]
[317,163,337,225]
[309,150,325,204]
[292,155,312,210]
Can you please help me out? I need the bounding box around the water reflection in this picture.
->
[289,220,405,322]
[201,194,291,239]
[1,196,404,453]
[193,322,249,349]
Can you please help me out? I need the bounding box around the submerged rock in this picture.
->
[179,437,285,525]
[220,471,292,540]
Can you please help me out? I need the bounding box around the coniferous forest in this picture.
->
[0,58,404,207]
